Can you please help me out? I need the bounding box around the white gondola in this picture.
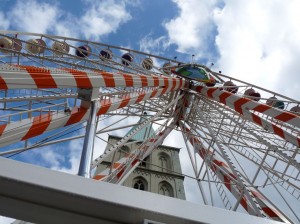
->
[0,37,22,54]
[52,41,70,55]
[26,39,46,54]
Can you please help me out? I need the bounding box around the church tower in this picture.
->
[94,115,186,199]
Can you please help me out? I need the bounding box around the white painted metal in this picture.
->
[0,30,299,223]
[0,157,284,224]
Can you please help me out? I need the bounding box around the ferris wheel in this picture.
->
[0,31,299,223]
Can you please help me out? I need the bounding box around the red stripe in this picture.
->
[234,98,251,114]
[251,190,264,199]
[272,124,285,138]
[262,207,279,218]
[140,76,148,87]
[65,107,88,126]
[63,68,92,88]
[219,92,232,105]
[21,66,57,88]
[123,74,133,86]
[101,72,115,87]
[195,86,203,92]
[131,159,139,166]
[275,112,297,122]
[153,76,159,86]
[0,124,7,136]
[251,113,263,126]
[207,88,217,98]
[212,159,228,167]
[150,89,158,98]
[240,197,248,211]
[118,97,130,108]
[253,104,270,113]
[223,175,231,191]
[97,100,112,116]
[163,77,169,87]
[117,166,125,179]
[22,113,52,140]
[161,86,168,95]
[171,78,177,90]
[93,174,106,180]
[136,92,146,103]
[113,162,121,169]
[0,76,8,89]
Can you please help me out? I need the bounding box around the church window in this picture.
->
[158,181,174,197]
[133,177,147,191]
[158,152,170,172]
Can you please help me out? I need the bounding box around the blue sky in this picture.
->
[1,0,300,223]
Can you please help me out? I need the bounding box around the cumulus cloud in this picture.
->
[164,0,219,57]
[80,0,132,40]
[139,34,169,54]
[9,0,60,34]
[164,0,300,100]
[0,12,10,29]
[214,0,300,99]
[1,0,134,41]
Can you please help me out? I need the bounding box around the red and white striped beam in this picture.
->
[179,122,291,223]
[192,86,300,147]
[0,81,185,148]
[0,65,185,90]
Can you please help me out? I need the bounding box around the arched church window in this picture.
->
[158,181,174,197]
[158,152,170,172]
[133,177,147,191]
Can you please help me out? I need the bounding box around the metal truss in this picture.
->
[0,30,299,223]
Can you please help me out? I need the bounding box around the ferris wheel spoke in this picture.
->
[199,95,299,169]
[195,97,300,192]
[193,86,300,143]
[179,121,292,222]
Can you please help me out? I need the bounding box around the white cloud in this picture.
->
[164,0,300,100]
[164,0,219,56]
[79,0,132,40]
[1,0,133,41]
[214,0,300,99]
[139,34,169,54]
[9,0,60,34]
[0,12,10,29]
